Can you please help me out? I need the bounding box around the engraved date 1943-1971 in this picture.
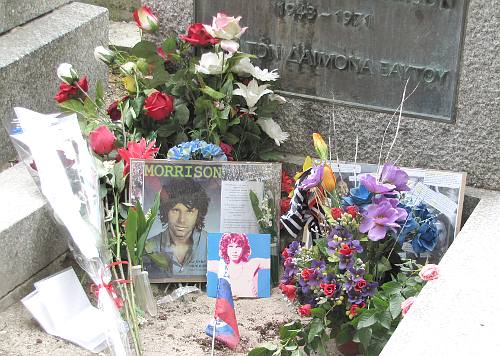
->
[275,1,372,27]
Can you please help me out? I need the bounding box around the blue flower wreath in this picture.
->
[167,140,227,161]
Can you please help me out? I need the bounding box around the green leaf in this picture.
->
[259,150,284,161]
[357,309,377,328]
[381,281,402,295]
[376,309,393,329]
[355,328,372,349]
[113,160,126,192]
[174,132,188,144]
[307,319,324,343]
[336,324,352,345]
[58,99,86,117]
[311,307,326,319]
[157,118,179,138]
[161,38,177,54]
[95,80,105,108]
[377,256,392,275]
[372,295,389,310]
[124,208,138,265]
[131,41,157,58]
[249,190,263,221]
[220,74,234,96]
[201,86,226,100]
[174,104,190,125]
[222,132,239,145]
[247,346,275,356]
[148,252,171,270]
[389,294,405,319]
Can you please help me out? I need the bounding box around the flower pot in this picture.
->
[337,340,360,356]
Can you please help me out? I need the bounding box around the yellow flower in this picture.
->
[294,155,313,181]
[122,75,137,93]
[322,164,336,192]
[313,133,328,160]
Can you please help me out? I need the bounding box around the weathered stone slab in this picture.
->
[0,2,109,168]
[0,0,70,34]
[0,164,68,302]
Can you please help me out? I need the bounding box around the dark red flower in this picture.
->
[349,304,362,317]
[331,207,343,220]
[219,142,234,161]
[144,91,174,121]
[298,304,312,317]
[107,96,128,121]
[54,76,88,103]
[280,197,291,215]
[281,170,294,193]
[354,279,367,292]
[346,205,358,218]
[179,23,218,46]
[339,243,355,256]
[320,283,337,298]
[279,283,296,301]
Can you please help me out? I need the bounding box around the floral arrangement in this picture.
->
[50,6,289,355]
[250,134,441,356]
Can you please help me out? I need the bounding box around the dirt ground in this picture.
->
[0,287,298,356]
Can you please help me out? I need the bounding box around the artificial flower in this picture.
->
[279,283,296,301]
[120,62,137,76]
[231,57,254,77]
[133,5,158,32]
[401,297,416,316]
[346,206,358,218]
[322,164,336,192]
[419,264,440,281]
[256,118,289,146]
[320,283,336,298]
[195,51,231,75]
[220,39,239,53]
[54,76,88,103]
[233,79,273,108]
[107,96,127,121]
[270,93,287,103]
[380,163,410,191]
[179,23,218,46]
[281,170,295,193]
[94,46,115,64]
[204,13,247,40]
[342,184,372,207]
[331,208,343,220]
[359,199,407,241]
[298,304,312,317]
[280,198,291,215]
[56,63,78,85]
[219,142,234,161]
[298,164,324,190]
[156,47,167,60]
[144,91,174,121]
[312,133,328,160]
[301,268,314,281]
[118,138,160,175]
[412,222,438,253]
[359,173,395,194]
[167,140,227,161]
[89,125,116,155]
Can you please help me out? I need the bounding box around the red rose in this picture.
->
[349,304,362,317]
[144,91,174,121]
[301,268,314,281]
[339,243,354,256]
[320,283,337,298]
[298,304,312,317]
[354,279,367,292]
[279,283,296,301]
[281,248,289,259]
[346,205,358,218]
[54,76,88,103]
[89,125,116,155]
[280,197,291,215]
[107,96,128,121]
[179,23,218,46]
[281,170,294,193]
[219,142,234,161]
[331,207,343,220]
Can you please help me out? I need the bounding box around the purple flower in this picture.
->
[298,164,324,190]
[359,199,407,241]
[359,174,394,194]
[380,163,410,191]
[288,241,301,257]
[348,266,366,282]
[311,260,326,271]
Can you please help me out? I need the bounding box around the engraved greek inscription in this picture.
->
[313,51,333,67]
[334,55,348,70]
[383,0,454,9]
[286,45,300,63]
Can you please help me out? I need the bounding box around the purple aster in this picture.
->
[288,241,301,257]
[348,266,366,282]
[339,254,355,270]
[311,260,326,271]
[359,174,395,194]
[380,163,410,191]
[298,164,324,190]
[359,200,406,241]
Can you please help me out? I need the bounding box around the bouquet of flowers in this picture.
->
[250,134,441,356]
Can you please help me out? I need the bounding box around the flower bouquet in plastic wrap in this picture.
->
[8,108,139,355]
[249,133,441,356]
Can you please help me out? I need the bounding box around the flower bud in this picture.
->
[136,58,149,74]
[120,62,137,76]
[56,63,78,84]
[94,46,115,64]
[313,133,328,160]
[133,6,159,32]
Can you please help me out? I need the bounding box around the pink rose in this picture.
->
[298,304,311,317]
[89,125,116,155]
[419,264,440,281]
[401,297,416,316]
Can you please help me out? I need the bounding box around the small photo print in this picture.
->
[207,233,271,298]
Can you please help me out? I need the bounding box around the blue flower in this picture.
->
[342,184,373,207]
[167,140,227,161]
[412,222,438,253]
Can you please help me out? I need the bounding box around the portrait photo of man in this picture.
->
[144,177,210,281]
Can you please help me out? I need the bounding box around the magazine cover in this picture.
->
[207,232,271,298]
[129,159,281,283]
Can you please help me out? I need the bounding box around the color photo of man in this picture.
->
[144,178,210,281]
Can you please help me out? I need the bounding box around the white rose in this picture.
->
[231,57,254,77]
[195,52,231,75]
[56,63,78,84]
[94,46,115,65]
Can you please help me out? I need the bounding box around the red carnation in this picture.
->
[331,207,343,220]
[280,197,291,215]
[298,304,312,317]
[118,138,160,175]
[144,91,174,121]
[279,283,296,301]
[346,205,358,218]
[179,23,218,46]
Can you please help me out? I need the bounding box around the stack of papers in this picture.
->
[22,267,109,353]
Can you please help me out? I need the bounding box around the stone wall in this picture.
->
[142,0,500,190]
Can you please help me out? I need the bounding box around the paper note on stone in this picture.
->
[424,171,463,189]
[412,182,458,217]
[220,180,264,233]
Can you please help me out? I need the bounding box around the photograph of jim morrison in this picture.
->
[142,174,221,282]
